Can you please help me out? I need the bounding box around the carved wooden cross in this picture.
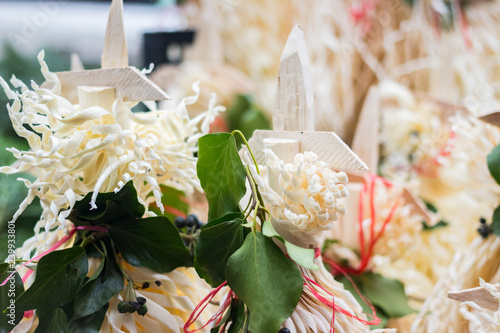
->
[41,0,170,107]
[248,25,367,171]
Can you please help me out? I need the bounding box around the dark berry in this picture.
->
[142,282,150,289]
[478,224,491,239]
[137,304,148,316]
[196,219,204,229]
[185,214,198,228]
[278,329,291,333]
[117,301,134,314]
[174,216,186,228]
[480,217,487,224]
[155,280,162,286]
[137,297,147,305]
[130,301,141,310]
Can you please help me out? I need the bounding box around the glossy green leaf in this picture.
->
[262,221,281,239]
[360,272,415,318]
[69,181,144,226]
[196,213,245,286]
[72,262,123,320]
[197,133,247,220]
[226,232,303,333]
[0,263,24,333]
[68,303,109,333]
[285,241,318,270]
[492,205,500,237]
[16,247,88,312]
[109,217,192,273]
[35,308,68,333]
[488,143,500,185]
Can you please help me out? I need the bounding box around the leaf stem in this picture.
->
[231,129,260,174]
[91,241,106,258]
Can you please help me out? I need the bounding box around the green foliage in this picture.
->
[225,95,271,147]
[109,216,192,273]
[285,241,318,270]
[35,308,68,333]
[226,232,303,333]
[338,272,415,329]
[68,303,109,333]
[196,213,246,286]
[487,143,500,186]
[491,205,500,237]
[72,263,123,320]
[15,247,88,312]
[69,181,145,227]
[197,133,247,220]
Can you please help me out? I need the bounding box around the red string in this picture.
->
[303,275,381,332]
[331,175,400,275]
[183,281,233,333]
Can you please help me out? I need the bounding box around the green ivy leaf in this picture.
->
[35,308,68,333]
[487,143,500,186]
[491,205,500,237]
[109,217,192,273]
[72,261,123,320]
[226,232,303,333]
[69,181,145,226]
[197,133,247,221]
[285,241,318,270]
[15,247,88,312]
[68,303,109,333]
[360,272,415,318]
[196,213,246,287]
[0,263,24,333]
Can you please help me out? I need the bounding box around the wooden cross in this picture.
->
[448,285,500,311]
[348,86,436,223]
[41,0,170,106]
[248,25,367,171]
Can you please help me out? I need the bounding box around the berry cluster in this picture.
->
[117,297,148,316]
[174,214,204,231]
[278,329,291,333]
[477,217,492,239]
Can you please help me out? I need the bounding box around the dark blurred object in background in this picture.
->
[143,30,195,67]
